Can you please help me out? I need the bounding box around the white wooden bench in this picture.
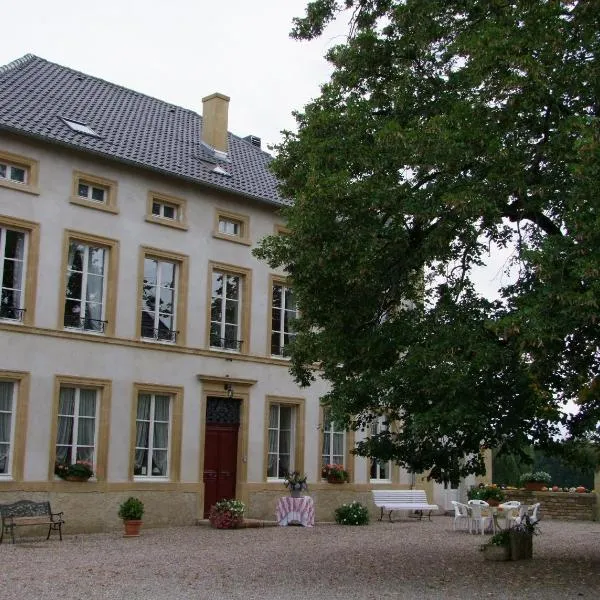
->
[371,489,439,522]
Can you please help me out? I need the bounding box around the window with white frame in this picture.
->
[210,271,242,351]
[0,160,27,184]
[267,404,295,479]
[55,386,98,471]
[0,381,16,477]
[0,227,27,321]
[64,240,107,332]
[271,282,297,356]
[141,257,178,342]
[218,217,241,237]
[152,200,179,221]
[369,417,391,481]
[134,392,171,478]
[321,410,345,471]
[77,180,107,204]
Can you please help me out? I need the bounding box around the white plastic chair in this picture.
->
[451,501,470,531]
[498,501,520,529]
[499,501,520,509]
[467,499,489,507]
[528,502,541,523]
[468,502,495,535]
[508,504,529,527]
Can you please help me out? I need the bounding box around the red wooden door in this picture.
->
[203,424,239,517]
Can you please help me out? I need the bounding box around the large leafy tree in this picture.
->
[255,0,600,484]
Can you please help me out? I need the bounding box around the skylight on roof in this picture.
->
[212,166,232,177]
[61,118,100,137]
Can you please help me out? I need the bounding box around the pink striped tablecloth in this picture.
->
[275,496,315,527]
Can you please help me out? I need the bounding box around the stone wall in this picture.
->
[0,490,199,535]
[504,489,597,521]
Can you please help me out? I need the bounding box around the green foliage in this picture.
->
[118,497,144,520]
[493,444,596,488]
[54,460,94,480]
[322,463,349,482]
[467,485,506,503]
[334,501,370,525]
[519,471,552,485]
[489,530,511,547]
[210,499,245,518]
[255,0,600,484]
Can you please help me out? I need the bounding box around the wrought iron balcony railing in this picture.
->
[64,316,107,333]
[141,326,178,343]
[0,306,25,321]
[210,336,243,352]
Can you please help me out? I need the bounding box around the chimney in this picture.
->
[202,93,230,153]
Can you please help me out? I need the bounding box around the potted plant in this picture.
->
[283,471,308,497]
[54,460,94,481]
[118,496,145,537]
[208,499,245,529]
[481,529,511,561]
[509,514,540,560]
[321,463,349,483]
[519,471,552,491]
[467,484,506,506]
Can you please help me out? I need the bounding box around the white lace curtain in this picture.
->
[0,382,13,474]
[56,387,96,464]
[135,394,169,476]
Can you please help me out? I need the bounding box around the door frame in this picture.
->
[197,375,256,518]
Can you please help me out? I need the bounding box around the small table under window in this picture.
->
[276,496,315,527]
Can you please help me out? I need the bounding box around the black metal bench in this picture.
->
[0,500,64,544]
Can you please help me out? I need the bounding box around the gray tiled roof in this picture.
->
[0,55,289,206]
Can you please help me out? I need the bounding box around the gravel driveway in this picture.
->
[1,517,599,599]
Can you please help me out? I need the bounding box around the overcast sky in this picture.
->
[1,0,513,298]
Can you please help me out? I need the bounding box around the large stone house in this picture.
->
[0,55,475,532]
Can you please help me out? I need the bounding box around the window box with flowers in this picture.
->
[54,460,94,481]
[322,463,349,484]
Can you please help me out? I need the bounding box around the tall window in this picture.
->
[134,393,171,478]
[55,386,98,469]
[267,404,295,479]
[322,410,345,471]
[0,381,16,476]
[0,227,27,321]
[370,417,391,482]
[64,240,107,332]
[271,282,297,356]
[210,271,242,350]
[141,257,178,342]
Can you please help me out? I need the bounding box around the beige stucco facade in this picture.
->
[0,132,479,533]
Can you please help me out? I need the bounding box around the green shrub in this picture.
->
[467,485,506,503]
[118,497,144,520]
[519,471,552,484]
[334,501,369,525]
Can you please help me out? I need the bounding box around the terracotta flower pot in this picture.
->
[327,475,345,484]
[123,519,143,537]
[64,475,91,482]
[524,482,545,491]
